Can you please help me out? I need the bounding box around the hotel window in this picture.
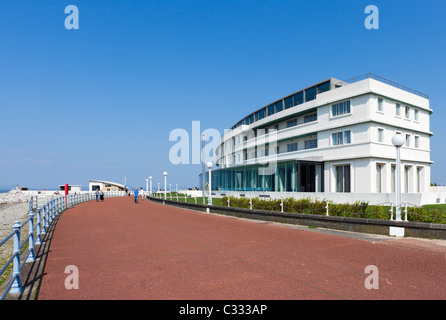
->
[305,139,318,149]
[287,119,297,128]
[276,146,280,154]
[267,104,275,116]
[396,103,401,116]
[405,106,410,119]
[406,134,410,147]
[255,109,266,121]
[317,81,330,94]
[377,97,383,112]
[417,167,423,193]
[332,100,351,117]
[414,135,420,148]
[304,113,317,123]
[284,96,293,109]
[275,101,283,113]
[414,109,419,121]
[391,165,396,193]
[404,166,411,193]
[287,142,298,152]
[274,124,279,131]
[376,164,383,193]
[378,128,384,143]
[335,165,351,193]
[332,130,351,146]
[305,86,317,102]
[293,92,304,106]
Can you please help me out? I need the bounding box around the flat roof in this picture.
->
[89,180,126,188]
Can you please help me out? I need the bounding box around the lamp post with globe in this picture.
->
[392,134,405,221]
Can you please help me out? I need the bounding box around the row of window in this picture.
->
[377,128,421,148]
[376,163,424,193]
[232,81,331,129]
[378,97,421,121]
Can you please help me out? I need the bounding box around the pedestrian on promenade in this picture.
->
[140,188,144,201]
[134,188,139,203]
[100,190,104,202]
[95,190,99,202]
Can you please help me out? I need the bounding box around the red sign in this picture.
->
[65,184,69,195]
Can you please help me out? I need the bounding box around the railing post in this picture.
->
[228,197,230,207]
[390,202,394,220]
[26,211,36,262]
[326,202,329,216]
[404,202,408,222]
[48,203,53,223]
[249,196,252,210]
[10,221,23,294]
[45,204,50,228]
[35,207,42,245]
[41,205,46,235]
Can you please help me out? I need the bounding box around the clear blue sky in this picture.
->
[0,0,445,190]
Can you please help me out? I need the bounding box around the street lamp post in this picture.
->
[207,162,213,205]
[163,172,168,200]
[146,179,148,193]
[201,132,206,204]
[392,134,405,221]
[149,176,152,196]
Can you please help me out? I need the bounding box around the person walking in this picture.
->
[100,190,104,202]
[139,187,144,201]
[95,189,99,202]
[134,188,139,203]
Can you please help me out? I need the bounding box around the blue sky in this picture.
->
[0,0,445,190]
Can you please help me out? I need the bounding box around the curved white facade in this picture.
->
[211,74,432,195]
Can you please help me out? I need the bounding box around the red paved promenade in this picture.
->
[37,197,446,300]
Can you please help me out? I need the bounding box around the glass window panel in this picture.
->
[284,96,293,109]
[293,92,304,106]
[275,101,283,112]
[304,113,317,123]
[317,81,330,93]
[344,131,351,144]
[267,104,275,116]
[305,86,317,102]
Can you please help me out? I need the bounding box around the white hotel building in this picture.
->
[207,74,442,205]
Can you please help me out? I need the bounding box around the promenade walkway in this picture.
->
[37,197,446,300]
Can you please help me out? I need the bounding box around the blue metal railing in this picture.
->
[0,191,124,299]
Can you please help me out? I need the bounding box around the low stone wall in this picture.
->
[149,197,446,240]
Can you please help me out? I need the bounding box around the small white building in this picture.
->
[89,180,127,192]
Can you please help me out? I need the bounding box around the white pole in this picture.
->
[396,146,402,221]
[164,172,167,200]
[208,167,212,205]
[392,134,405,222]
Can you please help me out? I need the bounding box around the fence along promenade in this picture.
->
[0,191,124,299]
